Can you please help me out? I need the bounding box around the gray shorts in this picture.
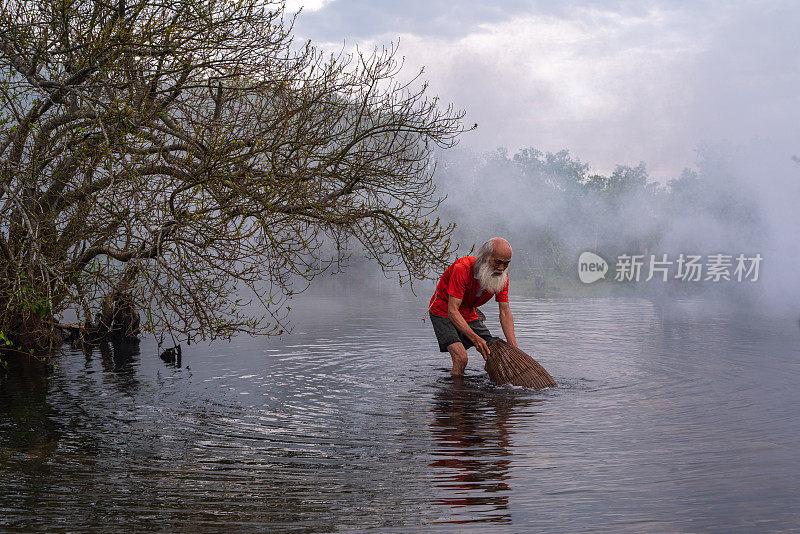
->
[429,311,495,352]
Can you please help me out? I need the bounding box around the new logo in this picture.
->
[578,252,608,283]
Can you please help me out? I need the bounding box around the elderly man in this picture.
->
[428,237,518,375]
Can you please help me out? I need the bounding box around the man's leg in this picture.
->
[447,342,469,375]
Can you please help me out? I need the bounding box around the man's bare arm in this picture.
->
[448,296,491,359]
[498,301,517,347]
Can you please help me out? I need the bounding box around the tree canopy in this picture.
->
[0,0,469,352]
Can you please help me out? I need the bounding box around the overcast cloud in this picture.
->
[290,1,800,181]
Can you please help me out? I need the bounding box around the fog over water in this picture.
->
[429,138,798,315]
[288,0,799,315]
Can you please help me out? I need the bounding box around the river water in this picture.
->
[2,295,799,532]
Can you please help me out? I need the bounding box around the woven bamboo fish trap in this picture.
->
[485,338,556,388]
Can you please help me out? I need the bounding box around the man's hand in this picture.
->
[448,295,490,359]
[472,335,490,360]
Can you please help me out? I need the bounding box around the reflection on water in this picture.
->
[0,357,58,460]
[1,296,799,531]
[93,339,142,393]
[430,377,542,525]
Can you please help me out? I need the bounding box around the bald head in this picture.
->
[477,237,512,261]
[489,237,512,257]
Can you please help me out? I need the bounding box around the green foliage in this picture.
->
[0,331,11,346]
[0,269,55,353]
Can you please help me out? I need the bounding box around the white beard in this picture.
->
[475,259,508,294]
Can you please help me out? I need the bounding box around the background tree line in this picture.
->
[433,143,764,294]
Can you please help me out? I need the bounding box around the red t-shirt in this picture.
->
[429,256,509,321]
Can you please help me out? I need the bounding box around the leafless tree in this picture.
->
[0,0,469,353]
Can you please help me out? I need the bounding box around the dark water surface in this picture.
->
[2,296,799,532]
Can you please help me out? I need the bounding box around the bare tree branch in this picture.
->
[0,0,469,352]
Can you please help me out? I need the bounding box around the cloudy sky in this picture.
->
[286,1,799,181]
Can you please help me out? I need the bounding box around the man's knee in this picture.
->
[448,343,468,371]
[448,343,467,359]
